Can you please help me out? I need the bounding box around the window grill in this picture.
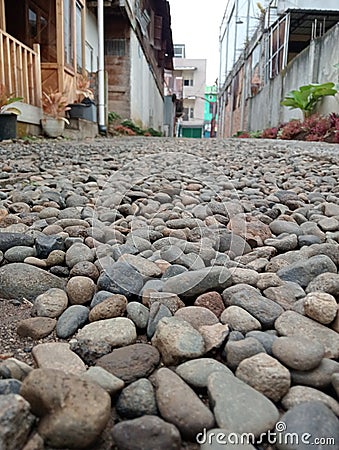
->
[105,39,126,56]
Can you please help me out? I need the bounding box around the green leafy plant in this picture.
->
[121,119,144,135]
[249,130,262,138]
[0,83,23,115]
[108,117,163,137]
[281,82,337,118]
[145,127,162,137]
[108,111,122,123]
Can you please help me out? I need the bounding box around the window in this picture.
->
[174,44,185,58]
[29,9,37,38]
[85,41,94,72]
[184,79,193,87]
[27,2,56,63]
[182,108,189,121]
[183,107,194,121]
[63,0,85,71]
[76,1,83,71]
[105,39,126,56]
[153,15,162,50]
[64,0,74,67]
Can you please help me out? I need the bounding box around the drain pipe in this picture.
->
[98,0,106,134]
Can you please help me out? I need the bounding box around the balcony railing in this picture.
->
[0,29,42,107]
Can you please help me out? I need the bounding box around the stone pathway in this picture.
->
[0,137,338,450]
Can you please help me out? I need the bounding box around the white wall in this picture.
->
[130,32,164,130]
[85,9,99,73]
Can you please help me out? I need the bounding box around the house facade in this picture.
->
[204,85,218,138]
[165,51,206,138]
[218,0,339,137]
[103,0,173,131]
[0,0,173,135]
[0,0,99,133]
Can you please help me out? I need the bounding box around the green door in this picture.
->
[182,127,202,138]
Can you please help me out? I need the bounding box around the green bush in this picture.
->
[108,116,163,137]
[108,111,121,123]
[146,128,162,137]
[121,119,144,135]
[249,130,262,138]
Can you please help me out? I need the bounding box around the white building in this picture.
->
[165,50,206,138]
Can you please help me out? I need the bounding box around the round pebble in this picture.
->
[303,291,338,324]
[272,336,325,371]
[66,276,96,305]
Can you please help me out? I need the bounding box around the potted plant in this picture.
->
[0,84,23,141]
[68,73,97,122]
[41,89,70,137]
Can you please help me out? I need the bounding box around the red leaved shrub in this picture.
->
[278,120,304,140]
[237,132,251,138]
[113,125,136,136]
[261,127,279,139]
[235,114,338,143]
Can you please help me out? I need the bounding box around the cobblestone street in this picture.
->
[0,136,338,450]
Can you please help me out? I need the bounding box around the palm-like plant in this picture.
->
[75,73,94,102]
[0,83,23,115]
[42,89,70,122]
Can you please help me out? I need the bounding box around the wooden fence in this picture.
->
[0,29,42,107]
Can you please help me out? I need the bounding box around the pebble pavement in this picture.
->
[0,136,338,450]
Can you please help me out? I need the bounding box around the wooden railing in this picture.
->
[0,29,42,107]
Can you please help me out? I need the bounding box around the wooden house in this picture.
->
[0,0,99,134]
[0,0,173,135]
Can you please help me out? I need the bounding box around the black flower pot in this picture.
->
[0,113,17,141]
[68,99,97,122]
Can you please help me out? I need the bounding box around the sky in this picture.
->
[168,0,227,85]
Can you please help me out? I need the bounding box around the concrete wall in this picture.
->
[249,23,339,131]
[249,76,284,130]
[105,17,131,119]
[317,24,339,115]
[130,31,164,130]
